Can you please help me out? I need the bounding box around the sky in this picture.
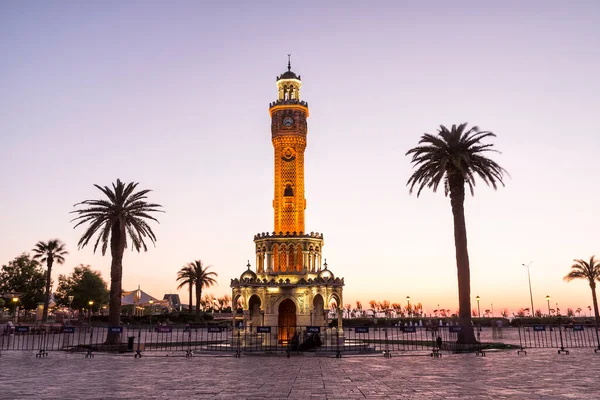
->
[1,1,599,316]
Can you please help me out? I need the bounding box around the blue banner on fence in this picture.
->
[156,326,172,333]
[533,325,546,332]
[573,325,584,331]
[449,326,463,333]
[355,327,369,333]
[307,326,321,333]
[15,326,29,333]
[108,326,123,333]
[208,327,223,333]
[63,327,75,333]
[257,326,271,333]
[402,326,417,333]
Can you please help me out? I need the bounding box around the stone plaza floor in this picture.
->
[0,349,599,399]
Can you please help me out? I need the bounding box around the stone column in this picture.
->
[302,251,309,272]
[266,251,273,272]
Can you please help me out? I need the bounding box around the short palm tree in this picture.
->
[564,256,600,324]
[188,260,217,319]
[176,265,195,314]
[71,179,162,344]
[32,239,68,323]
[406,123,507,343]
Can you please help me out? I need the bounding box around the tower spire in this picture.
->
[287,54,291,71]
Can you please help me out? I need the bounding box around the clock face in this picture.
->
[283,116,294,127]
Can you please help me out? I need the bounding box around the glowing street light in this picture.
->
[68,295,74,323]
[12,297,19,324]
[522,262,535,315]
[476,295,481,318]
[406,296,411,318]
[546,295,551,316]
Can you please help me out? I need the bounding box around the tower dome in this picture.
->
[240,261,257,281]
[276,56,301,81]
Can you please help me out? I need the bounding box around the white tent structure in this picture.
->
[121,286,168,315]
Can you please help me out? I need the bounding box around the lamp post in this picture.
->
[546,295,551,316]
[68,295,74,323]
[406,296,411,318]
[12,297,19,324]
[149,299,154,326]
[522,262,535,316]
[476,296,481,318]
[88,300,94,325]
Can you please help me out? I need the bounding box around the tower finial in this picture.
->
[287,54,291,71]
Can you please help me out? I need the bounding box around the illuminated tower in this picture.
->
[231,59,344,339]
[270,59,308,235]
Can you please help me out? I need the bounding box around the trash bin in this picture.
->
[127,336,135,351]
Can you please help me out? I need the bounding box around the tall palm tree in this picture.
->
[564,256,600,324]
[32,239,68,323]
[188,260,217,319]
[71,179,162,344]
[406,123,507,343]
[176,265,195,314]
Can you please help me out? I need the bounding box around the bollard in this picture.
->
[236,329,242,358]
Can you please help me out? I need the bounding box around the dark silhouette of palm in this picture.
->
[32,239,68,323]
[564,256,600,324]
[406,123,507,343]
[188,260,217,319]
[176,265,195,314]
[71,179,162,344]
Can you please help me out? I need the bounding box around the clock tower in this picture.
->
[269,58,309,235]
[231,59,344,343]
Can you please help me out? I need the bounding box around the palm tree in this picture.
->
[32,239,68,323]
[187,260,217,319]
[71,179,162,344]
[176,265,195,314]
[406,123,507,343]
[564,256,600,324]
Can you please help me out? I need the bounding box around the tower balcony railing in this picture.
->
[269,99,308,108]
[254,231,323,240]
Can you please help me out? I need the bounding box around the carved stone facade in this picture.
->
[231,61,344,338]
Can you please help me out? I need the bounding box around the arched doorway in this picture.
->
[248,295,262,327]
[278,299,296,342]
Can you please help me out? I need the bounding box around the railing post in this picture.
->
[383,327,391,358]
[517,324,526,355]
[557,320,569,355]
[85,327,94,358]
[336,328,341,358]
[185,326,193,358]
[475,326,486,357]
[236,328,241,358]
[594,320,600,353]
[134,327,142,358]
[36,329,48,358]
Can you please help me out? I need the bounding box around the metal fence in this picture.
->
[3,323,598,358]
[516,323,600,354]
[0,324,488,358]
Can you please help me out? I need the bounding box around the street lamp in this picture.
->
[406,296,410,318]
[522,262,535,315]
[88,300,94,325]
[476,296,481,318]
[12,297,19,324]
[149,299,154,326]
[546,295,551,316]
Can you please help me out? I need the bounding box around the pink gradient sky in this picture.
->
[1,1,599,315]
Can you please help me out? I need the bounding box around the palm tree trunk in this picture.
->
[591,282,600,325]
[42,258,53,323]
[195,285,201,320]
[106,221,126,345]
[188,283,193,314]
[449,176,476,344]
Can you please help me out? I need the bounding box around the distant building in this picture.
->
[163,294,181,311]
